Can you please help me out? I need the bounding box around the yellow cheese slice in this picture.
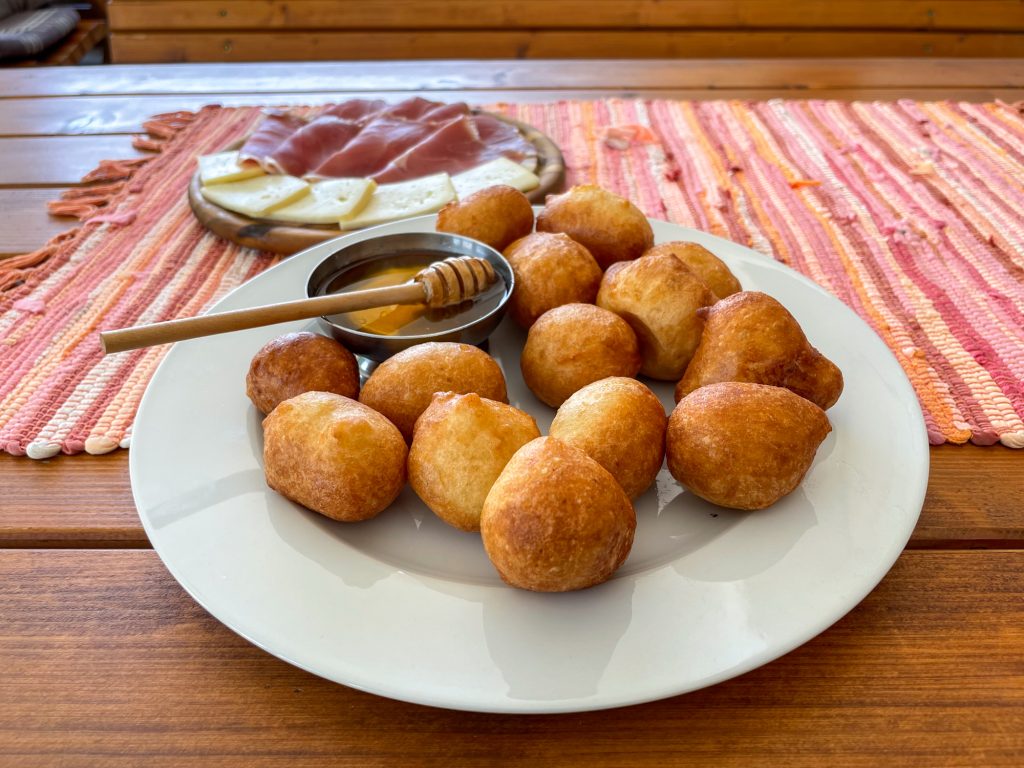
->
[197,151,265,185]
[452,157,540,199]
[265,178,377,224]
[200,175,310,218]
[340,172,456,230]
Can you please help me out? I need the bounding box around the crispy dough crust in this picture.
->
[359,342,508,441]
[481,437,636,591]
[436,184,535,252]
[503,231,602,328]
[643,241,741,301]
[675,291,844,410]
[246,332,359,414]
[666,382,831,510]
[520,303,641,407]
[550,377,667,498]
[597,252,715,380]
[408,392,540,531]
[263,391,407,521]
[536,184,653,270]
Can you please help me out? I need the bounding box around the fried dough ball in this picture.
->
[503,231,602,328]
[409,392,540,532]
[666,382,831,510]
[435,184,534,252]
[596,252,715,380]
[644,241,741,300]
[536,184,654,270]
[359,342,508,441]
[549,377,667,498]
[246,331,359,414]
[520,303,641,407]
[481,437,636,591]
[675,291,844,410]
[263,391,407,522]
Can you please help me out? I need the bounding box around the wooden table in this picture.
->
[1,59,1022,766]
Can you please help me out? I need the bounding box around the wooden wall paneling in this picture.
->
[108,30,1024,64]
[105,1,1024,32]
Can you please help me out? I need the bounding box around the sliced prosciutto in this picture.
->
[237,110,306,168]
[380,97,440,121]
[472,113,536,163]
[420,102,471,123]
[264,116,362,177]
[372,115,485,183]
[320,98,387,124]
[311,116,441,178]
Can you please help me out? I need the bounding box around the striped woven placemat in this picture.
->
[1,99,1022,457]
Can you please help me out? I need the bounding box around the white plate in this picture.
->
[130,216,929,713]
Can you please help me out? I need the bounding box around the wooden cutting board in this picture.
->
[188,112,565,255]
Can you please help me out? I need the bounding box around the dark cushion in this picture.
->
[0,6,79,60]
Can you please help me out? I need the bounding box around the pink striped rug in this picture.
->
[0,99,1022,457]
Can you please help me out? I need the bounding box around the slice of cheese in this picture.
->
[340,172,456,230]
[265,178,376,224]
[200,175,310,218]
[452,157,540,199]
[197,151,265,185]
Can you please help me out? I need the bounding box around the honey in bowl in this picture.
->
[319,251,507,337]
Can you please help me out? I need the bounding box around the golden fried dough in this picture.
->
[644,241,741,300]
[246,331,359,414]
[536,184,653,270]
[520,303,641,407]
[481,437,636,591]
[408,392,540,531]
[675,291,844,410]
[503,231,602,328]
[666,382,831,510]
[359,342,508,440]
[263,391,407,521]
[435,184,534,252]
[549,377,667,498]
[596,252,715,380]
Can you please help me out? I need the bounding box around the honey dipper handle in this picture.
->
[100,282,426,354]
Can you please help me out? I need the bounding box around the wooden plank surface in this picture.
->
[0,136,145,187]
[1,445,1021,548]
[1,548,1022,766]
[0,189,73,255]
[106,0,1024,33]
[109,29,1024,64]
[2,59,1023,97]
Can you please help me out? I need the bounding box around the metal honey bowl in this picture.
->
[306,232,515,362]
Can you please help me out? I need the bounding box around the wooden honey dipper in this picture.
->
[100,255,498,354]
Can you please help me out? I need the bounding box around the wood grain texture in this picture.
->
[1,445,1021,548]
[2,59,1022,98]
[109,29,1024,64]
[105,0,1024,32]
[0,189,74,255]
[0,136,145,187]
[0,548,1022,766]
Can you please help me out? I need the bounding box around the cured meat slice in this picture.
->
[320,98,387,124]
[380,97,440,121]
[371,116,484,183]
[237,110,306,168]
[421,102,471,123]
[311,116,441,178]
[472,113,536,163]
[265,116,362,177]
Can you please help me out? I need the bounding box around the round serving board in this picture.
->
[188,112,565,256]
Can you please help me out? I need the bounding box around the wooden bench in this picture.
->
[10,18,107,66]
[105,0,1024,64]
